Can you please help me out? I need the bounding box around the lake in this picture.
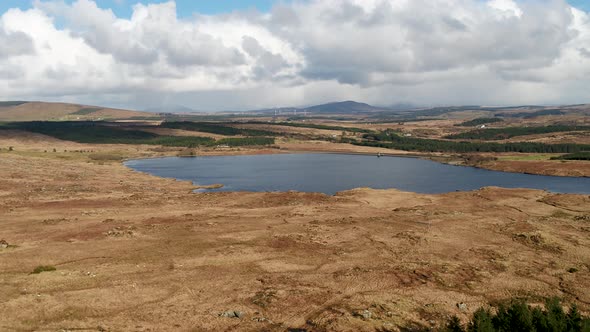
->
[124,153,590,195]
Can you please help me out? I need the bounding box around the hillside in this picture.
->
[0,101,153,121]
[303,100,390,113]
[249,101,391,115]
[145,105,203,114]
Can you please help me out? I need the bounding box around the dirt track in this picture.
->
[1,136,590,331]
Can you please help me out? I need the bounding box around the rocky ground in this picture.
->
[0,134,589,331]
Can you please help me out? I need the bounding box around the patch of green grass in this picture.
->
[71,107,102,115]
[216,137,275,146]
[551,152,590,161]
[161,121,276,136]
[254,121,374,134]
[31,265,56,274]
[88,153,125,161]
[496,154,555,161]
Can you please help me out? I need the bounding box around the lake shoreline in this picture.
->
[125,153,590,195]
[123,147,590,180]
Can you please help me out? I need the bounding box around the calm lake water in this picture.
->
[124,153,590,195]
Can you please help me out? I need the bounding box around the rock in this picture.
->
[353,309,372,320]
[219,310,244,318]
[0,240,8,249]
[381,322,399,332]
[252,316,269,322]
[457,302,467,311]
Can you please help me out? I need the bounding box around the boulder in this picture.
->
[457,302,467,311]
[219,310,244,319]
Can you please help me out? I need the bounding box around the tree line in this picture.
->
[455,118,503,127]
[444,298,588,332]
[1,122,275,148]
[358,131,590,153]
[446,125,590,140]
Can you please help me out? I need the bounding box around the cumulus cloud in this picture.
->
[0,12,36,58]
[283,0,577,85]
[36,0,246,66]
[0,0,589,110]
[242,36,289,79]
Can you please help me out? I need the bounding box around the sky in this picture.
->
[1,0,590,111]
[0,0,280,17]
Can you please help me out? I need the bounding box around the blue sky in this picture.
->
[569,0,590,11]
[0,0,280,17]
[2,0,588,17]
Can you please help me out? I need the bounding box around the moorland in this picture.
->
[1,100,589,331]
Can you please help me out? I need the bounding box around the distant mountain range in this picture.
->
[249,100,399,115]
[144,105,203,114]
[1,100,588,121]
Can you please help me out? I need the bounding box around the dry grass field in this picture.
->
[1,132,589,331]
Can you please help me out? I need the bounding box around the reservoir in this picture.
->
[124,153,590,195]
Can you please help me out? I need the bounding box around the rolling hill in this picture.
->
[249,100,392,115]
[303,101,391,113]
[0,101,153,121]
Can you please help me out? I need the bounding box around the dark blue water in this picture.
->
[124,154,590,195]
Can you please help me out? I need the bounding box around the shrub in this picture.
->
[88,153,124,161]
[31,265,56,274]
[446,316,465,332]
[493,301,533,331]
[444,298,589,332]
[468,308,495,332]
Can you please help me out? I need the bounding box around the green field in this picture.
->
[161,121,276,136]
[496,154,555,161]
[71,107,102,115]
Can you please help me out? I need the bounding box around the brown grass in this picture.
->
[0,133,589,330]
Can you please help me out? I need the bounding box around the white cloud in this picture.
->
[0,0,588,110]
